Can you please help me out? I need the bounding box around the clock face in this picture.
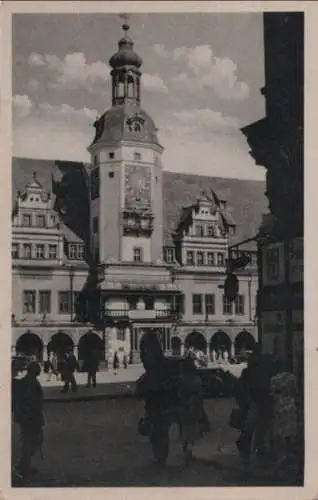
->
[126,113,145,134]
[125,165,151,209]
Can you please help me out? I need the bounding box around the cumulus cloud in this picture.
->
[154,43,249,101]
[171,108,240,132]
[28,79,40,90]
[142,73,168,93]
[28,52,109,91]
[12,94,33,119]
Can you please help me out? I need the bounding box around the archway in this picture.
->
[47,332,74,357]
[234,330,256,355]
[171,336,181,356]
[209,330,232,358]
[16,332,43,361]
[184,331,207,353]
[78,332,104,361]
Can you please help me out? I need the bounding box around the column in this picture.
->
[181,342,185,357]
[11,345,16,357]
[74,345,79,360]
[43,343,48,362]
[230,342,235,358]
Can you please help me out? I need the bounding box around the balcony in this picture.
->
[104,308,179,322]
[121,209,154,237]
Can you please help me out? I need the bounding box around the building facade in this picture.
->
[11,21,267,364]
[242,12,304,377]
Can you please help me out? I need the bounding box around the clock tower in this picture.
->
[87,19,164,265]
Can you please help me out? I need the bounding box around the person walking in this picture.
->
[123,353,128,369]
[61,350,78,393]
[113,351,119,375]
[12,361,44,479]
[84,349,100,388]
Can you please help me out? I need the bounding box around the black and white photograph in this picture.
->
[7,4,304,489]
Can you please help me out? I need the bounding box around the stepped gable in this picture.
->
[12,157,90,247]
[162,171,267,249]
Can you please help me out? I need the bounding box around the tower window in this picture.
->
[109,152,115,159]
[91,168,100,200]
[133,247,143,263]
[195,224,204,237]
[36,215,46,228]
[134,151,141,161]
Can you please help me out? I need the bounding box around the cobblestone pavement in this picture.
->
[11,397,285,487]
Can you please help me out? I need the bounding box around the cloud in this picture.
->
[12,94,33,119]
[157,108,265,180]
[28,52,109,92]
[142,73,168,93]
[28,79,40,91]
[171,108,240,133]
[154,43,249,101]
[153,44,169,58]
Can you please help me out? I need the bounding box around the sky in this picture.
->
[12,13,266,180]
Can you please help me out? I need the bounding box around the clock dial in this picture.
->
[125,164,151,209]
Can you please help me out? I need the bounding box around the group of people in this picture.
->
[136,332,210,466]
[232,346,301,476]
[11,335,302,481]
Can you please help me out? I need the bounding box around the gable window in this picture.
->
[58,291,71,314]
[192,294,203,315]
[205,294,215,315]
[197,251,204,266]
[217,252,225,266]
[223,295,233,315]
[12,243,19,259]
[23,244,32,259]
[195,224,204,237]
[108,152,115,159]
[235,295,245,315]
[186,251,194,265]
[39,291,51,315]
[133,247,143,263]
[165,248,174,263]
[208,224,216,237]
[23,290,36,314]
[35,244,45,259]
[23,214,32,227]
[69,244,85,260]
[134,151,141,161]
[207,252,215,266]
[36,214,46,228]
[49,244,57,260]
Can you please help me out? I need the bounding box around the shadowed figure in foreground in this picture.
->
[12,361,44,479]
[135,331,210,466]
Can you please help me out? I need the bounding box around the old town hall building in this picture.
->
[11,22,267,365]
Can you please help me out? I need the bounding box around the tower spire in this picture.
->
[109,14,142,107]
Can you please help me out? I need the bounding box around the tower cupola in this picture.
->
[109,16,142,106]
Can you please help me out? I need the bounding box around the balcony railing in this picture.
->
[104,309,180,321]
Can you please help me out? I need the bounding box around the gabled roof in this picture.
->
[12,157,267,252]
[162,171,267,249]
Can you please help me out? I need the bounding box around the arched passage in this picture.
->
[234,330,256,355]
[185,331,207,353]
[16,332,43,361]
[209,330,232,356]
[78,332,104,361]
[171,336,181,356]
[47,332,74,357]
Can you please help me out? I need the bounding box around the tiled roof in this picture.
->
[162,172,267,249]
[12,157,267,252]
